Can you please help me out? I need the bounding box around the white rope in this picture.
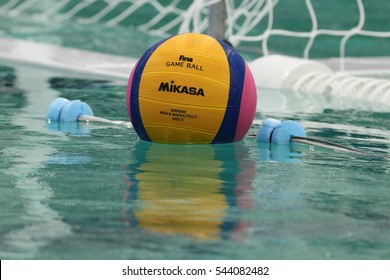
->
[54,1,93,21]
[38,0,70,18]
[3,0,38,16]
[303,0,318,59]
[77,0,123,24]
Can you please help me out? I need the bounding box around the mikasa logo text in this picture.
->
[158,80,205,96]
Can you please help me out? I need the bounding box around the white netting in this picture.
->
[1,0,390,61]
[1,0,390,106]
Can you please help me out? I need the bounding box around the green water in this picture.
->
[1,0,390,260]
[0,61,389,260]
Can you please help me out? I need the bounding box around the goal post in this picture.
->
[208,0,226,41]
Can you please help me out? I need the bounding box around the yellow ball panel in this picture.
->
[138,97,227,143]
[140,35,230,88]
[138,72,230,107]
[137,34,232,143]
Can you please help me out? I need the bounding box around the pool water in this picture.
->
[1,0,390,259]
[0,60,389,260]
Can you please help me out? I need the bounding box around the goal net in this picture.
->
[1,0,390,105]
[1,0,389,59]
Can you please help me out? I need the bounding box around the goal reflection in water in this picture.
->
[124,141,256,241]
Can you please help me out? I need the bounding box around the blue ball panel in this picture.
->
[129,36,172,142]
[212,39,245,144]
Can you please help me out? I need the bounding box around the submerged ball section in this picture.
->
[126,33,257,144]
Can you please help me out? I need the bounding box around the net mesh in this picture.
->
[1,0,390,60]
[1,0,390,105]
